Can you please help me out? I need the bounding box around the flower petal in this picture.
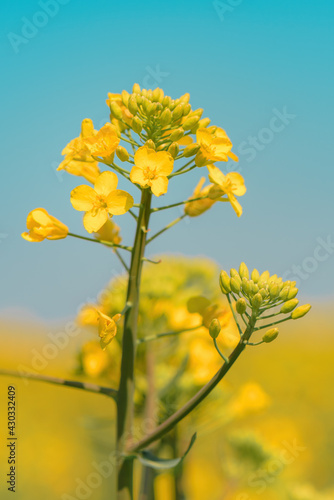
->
[83,208,108,233]
[154,151,174,176]
[151,177,169,197]
[196,128,212,148]
[21,231,45,242]
[227,194,243,217]
[207,165,226,187]
[130,166,147,187]
[227,172,247,196]
[134,146,152,168]
[107,190,134,215]
[94,171,118,196]
[71,185,97,211]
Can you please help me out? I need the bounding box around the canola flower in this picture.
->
[18,83,312,500]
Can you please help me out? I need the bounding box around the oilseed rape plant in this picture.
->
[16,84,311,499]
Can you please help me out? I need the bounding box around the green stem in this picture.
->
[146,215,186,245]
[174,159,196,173]
[128,314,258,454]
[227,295,242,336]
[168,165,197,178]
[115,249,130,273]
[137,325,202,345]
[213,338,229,363]
[150,196,207,213]
[68,233,132,252]
[0,369,117,400]
[254,316,291,331]
[117,189,152,500]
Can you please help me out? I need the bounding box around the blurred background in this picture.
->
[0,0,333,498]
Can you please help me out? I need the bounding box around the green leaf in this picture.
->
[137,433,197,471]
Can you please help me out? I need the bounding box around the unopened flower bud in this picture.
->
[220,270,231,294]
[198,118,211,128]
[280,298,299,314]
[230,276,241,294]
[183,143,201,157]
[145,140,155,150]
[128,96,138,115]
[251,269,260,283]
[162,96,171,107]
[259,288,267,299]
[182,103,192,115]
[287,287,298,299]
[121,90,130,107]
[116,146,129,162]
[183,115,200,131]
[168,142,179,158]
[262,328,279,343]
[190,108,204,118]
[109,101,123,120]
[242,278,252,295]
[291,304,311,319]
[230,268,240,279]
[152,87,163,102]
[269,283,280,300]
[236,298,247,315]
[170,128,184,141]
[279,287,290,301]
[172,104,184,121]
[239,262,250,280]
[132,116,143,134]
[252,293,263,310]
[179,93,190,103]
[160,108,172,127]
[132,83,141,94]
[209,318,221,339]
[146,89,153,101]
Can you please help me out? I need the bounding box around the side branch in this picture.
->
[0,369,118,401]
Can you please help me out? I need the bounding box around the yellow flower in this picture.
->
[195,126,238,166]
[184,177,216,217]
[94,219,122,245]
[22,209,68,242]
[106,93,133,127]
[58,118,101,184]
[98,311,122,350]
[207,165,246,217]
[77,304,101,326]
[130,146,174,197]
[70,171,134,233]
[83,123,120,163]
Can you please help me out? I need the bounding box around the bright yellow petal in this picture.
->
[107,190,134,215]
[207,165,226,187]
[134,146,152,168]
[83,208,108,233]
[228,151,239,162]
[196,128,212,148]
[28,208,52,228]
[71,185,97,211]
[178,135,193,146]
[80,118,95,138]
[21,231,44,242]
[130,166,147,187]
[226,172,247,196]
[151,177,169,197]
[227,194,243,217]
[94,171,118,197]
[154,151,174,176]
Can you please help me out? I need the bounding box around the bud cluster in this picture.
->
[109,83,210,154]
[219,262,311,345]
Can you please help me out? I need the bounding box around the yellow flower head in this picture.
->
[58,118,101,184]
[207,165,246,217]
[22,208,68,242]
[83,123,120,164]
[70,171,134,233]
[94,219,122,245]
[77,304,102,326]
[184,177,216,217]
[98,311,122,350]
[195,126,238,166]
[130,146,174,197]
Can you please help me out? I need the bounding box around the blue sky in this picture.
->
[0,0,333,319]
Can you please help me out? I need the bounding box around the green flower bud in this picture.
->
[109,101,123,120]
[287,287,298,299]
[116,146,129,162]
[189,108,204,118]
[152,87,163,102]
[269,283,280,300]
[291,304,312,319]
[172,104,184,121]
[251,269,260,283]
[136,94,142,105]
[251,282,259,294]
[242,277,252,295]
[183,143,201,157]
[162,96,171,108]
[132,83,141,94]
[279,287,290,301]
[230,268,240,278]
[262,328,279,343]
[121,90,130,107]
[141,88,147,97]
[182,103,192,115]
[179,93,190,103]
[145,140,155,150]
[251,292,263,310]
[236,298,247,315]
[128,96,138,115]
[230,276,241,294]
[167,142,179,158]
[160,108,172,127]
[239,262,250,280]
[146,89,153,101]
[258,271,270,288]
[131,116,143,134]
[209,318,221,339]
[280,298,299,314]
[259,288,268,299]
[219,270,231,294]
[182,115,200,131]
[169,128,184,141]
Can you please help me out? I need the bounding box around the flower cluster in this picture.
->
[218,262,311,345]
